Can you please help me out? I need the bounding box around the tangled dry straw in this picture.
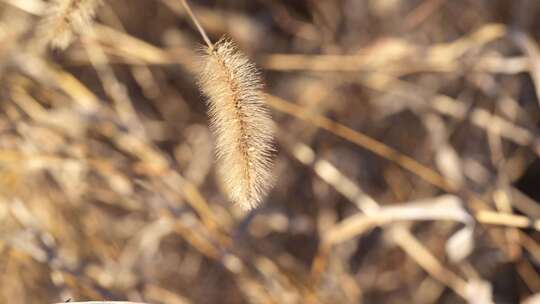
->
[4,0,540,303]
[198,39,275,210]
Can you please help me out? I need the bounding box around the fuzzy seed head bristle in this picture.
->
[198,39,275,210]
[39,0,103,50]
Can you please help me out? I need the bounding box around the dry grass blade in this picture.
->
[266,94,456,192]
[391,228,468,298]
[198,38,275,210]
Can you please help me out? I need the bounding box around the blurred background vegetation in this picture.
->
[1,0,540,303]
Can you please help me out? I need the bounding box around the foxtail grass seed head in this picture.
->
[198,38,275,210]
[39,0,103,50]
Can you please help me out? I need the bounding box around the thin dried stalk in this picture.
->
[198,38,275,210]
[39,0,103,50]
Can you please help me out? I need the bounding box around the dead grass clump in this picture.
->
[1,0,540,303]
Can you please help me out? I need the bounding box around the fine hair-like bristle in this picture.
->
[198,38,275,210]
[39,0,103,50]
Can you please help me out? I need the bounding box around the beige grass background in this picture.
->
[1,0,540,303]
